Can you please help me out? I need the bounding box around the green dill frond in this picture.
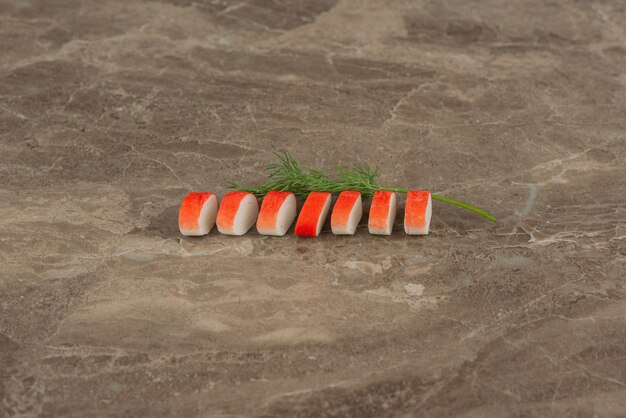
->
[226,152,496,221]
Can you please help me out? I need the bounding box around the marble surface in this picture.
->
[1,0,625,416]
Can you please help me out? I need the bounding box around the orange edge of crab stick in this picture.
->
[404,190,432,235]
[368,190,397,235]
[331,191,362,235]
[216,191,259,235]
[294,192,332,237]
[257,191,297,236]
[178,192,218,236]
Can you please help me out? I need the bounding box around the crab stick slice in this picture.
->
[294,192,331,237]
[178,192,218,236]
[368,190,396,235]
[404,190,432,235]
[256,191,297,236]
[331,191,363,235]
[216,191,259,235]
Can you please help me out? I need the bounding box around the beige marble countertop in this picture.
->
[1,0,625,416]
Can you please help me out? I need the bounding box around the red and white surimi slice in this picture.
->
[404,190,432,235]
[331,191,362,235]
[216,191,259,235]
[368,190,397,235]
[178,192,218,236]
[294,192,332,237]
[256,191,297,236]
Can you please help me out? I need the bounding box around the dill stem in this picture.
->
[383,187,496,222]
[227,152,496,223]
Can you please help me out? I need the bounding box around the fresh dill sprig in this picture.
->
[227,153,382,198]
[227,152,496,222]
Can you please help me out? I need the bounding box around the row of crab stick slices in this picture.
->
[178,190,432,237]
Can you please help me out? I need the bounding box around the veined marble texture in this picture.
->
[1,0,625,417]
